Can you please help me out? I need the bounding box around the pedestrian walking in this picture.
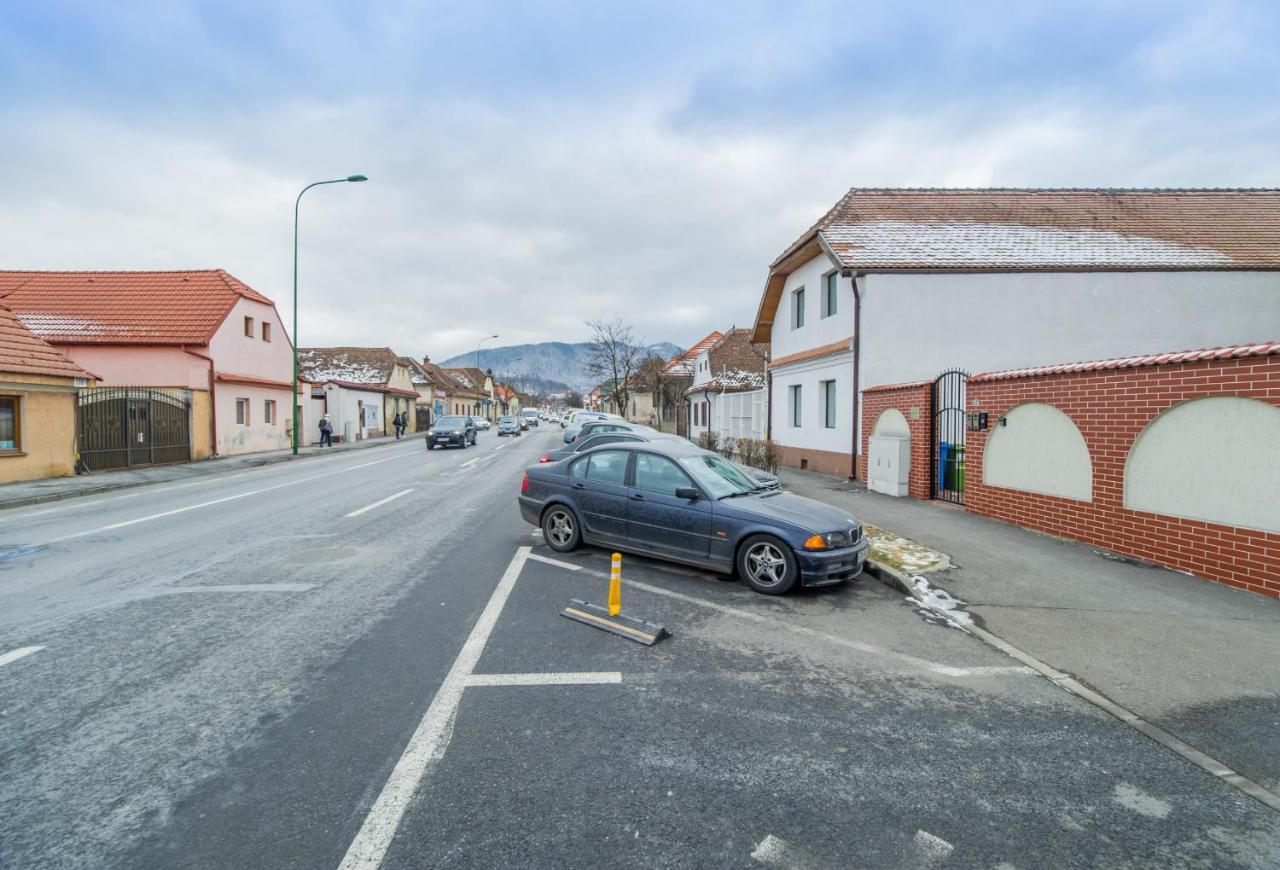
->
[319,414,333,447]
[393,411,404,439]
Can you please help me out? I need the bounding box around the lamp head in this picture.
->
[347,174,368,183]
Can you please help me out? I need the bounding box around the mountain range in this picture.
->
[439,340,683,395]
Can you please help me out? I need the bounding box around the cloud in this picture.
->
[0,2,1277,359]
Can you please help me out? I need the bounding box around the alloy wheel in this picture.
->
[546,510,574,548]
[745,541,787,588]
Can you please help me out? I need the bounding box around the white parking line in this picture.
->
[162,583,317,594]
[527,552,582,571]
[0,645,45,669]
[43,451,419,544]
[338,546,529,869]
[345,489,415,518]
[465,671,621,687]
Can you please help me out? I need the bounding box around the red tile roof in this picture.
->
[971,341,1280,382]
[0,269,276,346]
[662,331,723,375]
[0,305,95,380]
[698,328,767,392]
[768,337,853,370]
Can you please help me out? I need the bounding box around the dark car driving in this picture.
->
[497,415,522,437]
[518,440,867,594]
[427,415,477,449]
[538,431,781,491]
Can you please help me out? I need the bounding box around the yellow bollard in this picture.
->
[608,552,622,616]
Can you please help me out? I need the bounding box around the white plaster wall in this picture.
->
[769,353,853,453]
[217,384,290,456]
[872,408,910,438]
[208,297,293,381]
[983,402,1093,501]
[769,253,854,362]
[1125,396,1280,533]
[860,270,1280,389]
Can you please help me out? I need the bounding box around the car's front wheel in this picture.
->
[737,534,799,595]
[541,505,581,552]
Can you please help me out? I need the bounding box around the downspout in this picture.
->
[182,347,218,458]
[748,341,771,442]
[844,270,862,481]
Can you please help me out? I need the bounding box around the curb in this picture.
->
[0,436,411,513]
[867,553,1280,815]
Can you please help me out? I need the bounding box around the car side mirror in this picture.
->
[675,487,700,501]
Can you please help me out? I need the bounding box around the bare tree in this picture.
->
[636,352,682,423]
[584,317,645,416]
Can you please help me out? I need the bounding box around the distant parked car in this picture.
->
[498,416,522,437]
[426,415,477,449]
[539,430,780,490]
[519,440,866,594]
[563,416,630,444]
[475,418,492,431]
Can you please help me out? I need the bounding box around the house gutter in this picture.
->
[815,232,863,481]
[182,347,218,457]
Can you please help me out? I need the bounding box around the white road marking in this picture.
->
[465,671,622,687]
[527,552,582,571]
[339,547,530,869]
[0,645,45,668]
[1,442,425,524]
[43,450,419,544]
[913,829,955,864]
[536,558,1029,679]
[345,489,415,518]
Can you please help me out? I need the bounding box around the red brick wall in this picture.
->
[859,382,933,499]
[965,355,1280,599]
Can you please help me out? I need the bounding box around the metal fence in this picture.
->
[930,369,969,505]
[77,387,192,471]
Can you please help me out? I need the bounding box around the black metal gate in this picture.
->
[930,369,969,504]
[77,387,192,471]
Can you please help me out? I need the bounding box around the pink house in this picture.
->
[0,269,296,458]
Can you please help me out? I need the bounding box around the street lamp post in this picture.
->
[475,334,499,372]
[292,174,367,454]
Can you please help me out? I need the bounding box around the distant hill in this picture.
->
[440,340,683,394]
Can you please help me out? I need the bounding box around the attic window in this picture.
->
[244,316,254,337]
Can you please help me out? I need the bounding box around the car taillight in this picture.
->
[520,472,530,494]
[539,455,551,463]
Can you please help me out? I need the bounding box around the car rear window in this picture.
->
[583,450,629,485]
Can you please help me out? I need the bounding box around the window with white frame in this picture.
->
[822,272,838,318]
[792,287,805,329]
[236,398,249,425]
[264,399,276,425]
[821,379,836,428]
[789,384,802,427]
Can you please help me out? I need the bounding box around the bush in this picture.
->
[697,430,721,453]
[730,437,780,474]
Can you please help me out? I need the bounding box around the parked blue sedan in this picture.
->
[518,440,868,594]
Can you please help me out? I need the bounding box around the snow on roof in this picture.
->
[298,347,398,385]
[821,220,1235,268]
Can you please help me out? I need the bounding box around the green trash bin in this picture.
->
[954,444,966,492]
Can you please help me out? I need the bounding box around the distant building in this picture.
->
[685,328,767,444]
[298,347,419,442]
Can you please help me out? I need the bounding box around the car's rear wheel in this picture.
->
[737,534,798,595]
[541,505,581,552]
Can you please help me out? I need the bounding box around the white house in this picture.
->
[298,347,420,443]
[685,328,767,444]
[752,188,1280,478]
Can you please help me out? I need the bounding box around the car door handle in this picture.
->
[572,482,586,489]
[630,493,646,501]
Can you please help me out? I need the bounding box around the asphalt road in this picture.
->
[2,427,1278,868]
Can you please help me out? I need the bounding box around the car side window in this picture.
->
[585,450,629,485]
[569,457,588,479]
[633,453,695,497]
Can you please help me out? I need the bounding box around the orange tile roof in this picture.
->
[971,341,1280,382]
[662,331,723,375]
[768,337,853,370]
[0,305,95,380]
[0,269,277,346]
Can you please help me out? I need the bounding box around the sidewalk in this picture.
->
[0,434,412,511]
[781,467,1280,799]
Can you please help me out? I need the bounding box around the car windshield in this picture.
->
[437,416,466,427]
[678,453,761,498]
[500,416,517,423]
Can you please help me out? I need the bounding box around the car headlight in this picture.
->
[802,530,853,551]
[426,429,434,436]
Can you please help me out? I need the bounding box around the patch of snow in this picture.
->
[823,220,1235,267]
[1112,783,1172,819]
[912,829,955,863]
[18,314,106,337]
[909,574,972,628]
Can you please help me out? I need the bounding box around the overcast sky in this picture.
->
[2,1,1277,359]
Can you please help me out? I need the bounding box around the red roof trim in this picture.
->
[862,379,930,394]
[215,372,295,390]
